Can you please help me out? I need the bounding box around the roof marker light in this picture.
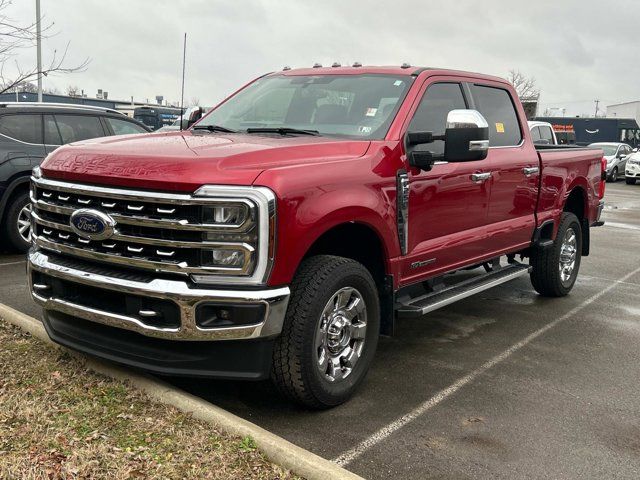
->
[401,62,411,69]
[331,62,341,67]
[352,62,362,67]
[313,63,322,68]
[282,66,291,71]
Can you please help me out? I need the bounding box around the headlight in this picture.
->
[204,248,247,267]
[193,185,276,285]
[202,204,248,226]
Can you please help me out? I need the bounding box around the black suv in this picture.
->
[0,103,150,252]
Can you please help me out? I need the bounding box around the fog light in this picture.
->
[196,304,266,328]
[203,205,247,225]
[203,249,246,267]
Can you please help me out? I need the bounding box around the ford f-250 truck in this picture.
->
[27,65,606,408]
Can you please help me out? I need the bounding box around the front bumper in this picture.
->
[28,250,290,342]
[625,162,640,177]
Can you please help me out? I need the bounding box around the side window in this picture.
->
[408,83,466,155]
[539,126,555,144]
[530,126,542,142]
[471,85,522,147]
[105,117,148,135]
[44,114,62,145]
[54,115,105,144]
[0,114,43,144]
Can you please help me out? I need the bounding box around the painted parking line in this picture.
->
[603,221,640,231]
[333,265,640,467]
[0,260,26,266]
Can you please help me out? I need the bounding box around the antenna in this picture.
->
[179,33,187,130]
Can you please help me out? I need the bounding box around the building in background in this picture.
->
[0,91,173,117]
[607,101,640,124]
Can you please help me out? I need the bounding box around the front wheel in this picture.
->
[2,191,32,252]
[271,255,380,409]
[608,167,618,182]
[530,212,582,297]
[626,177,636,185]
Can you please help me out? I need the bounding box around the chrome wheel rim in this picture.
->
[314,287,367,382]
[559,227,577,284]
[17,202,32,243]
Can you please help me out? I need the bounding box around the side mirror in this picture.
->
[617,152,626,159]
[185,106,204,128]
[404,109,490,171]
[444,110,490,162]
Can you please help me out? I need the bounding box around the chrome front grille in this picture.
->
[30,176,276,285]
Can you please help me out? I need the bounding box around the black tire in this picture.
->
[2,190,31,252]
[271,255,380,409]
[626,178,636,185]
[530,212,582,297]
[608,167,618,182]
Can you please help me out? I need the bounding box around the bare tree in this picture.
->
[0,0,89,94]
[66,84,79,96]
[188,97,200,107]
[507,69,540,100]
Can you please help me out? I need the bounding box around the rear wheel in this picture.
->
[2,191,32,252]
[530,212,582,297]
[626,177,636,185]
[271,255,380,409]
[608,167,618,182]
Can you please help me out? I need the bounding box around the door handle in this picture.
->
[471,172,491,183]
[523,166,539,176]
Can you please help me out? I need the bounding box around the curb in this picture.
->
[0,303,364,480]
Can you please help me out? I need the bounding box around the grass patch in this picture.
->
[0,319,300,479]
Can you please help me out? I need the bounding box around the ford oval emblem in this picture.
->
[69,209,116,241]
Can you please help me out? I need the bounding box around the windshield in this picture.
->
[196,74,413,139]
[591,144,618,156]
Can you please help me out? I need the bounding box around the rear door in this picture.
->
[470,83,539,252]
[44,114,62,154]
[400,79,492,284]
[53,114,107,144]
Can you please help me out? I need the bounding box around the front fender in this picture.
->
[256,154,400,286]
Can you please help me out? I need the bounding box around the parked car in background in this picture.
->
[0,103,150,252]
[156,106,207,132]
[528,121,557,145]
[133,105,184,131]
[588,142,632,182]
[625,150,640,184]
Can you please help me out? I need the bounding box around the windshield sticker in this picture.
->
[495,122,505,133]
[394,80,403,86]
[359,126,373,134]
[365,108,378,117]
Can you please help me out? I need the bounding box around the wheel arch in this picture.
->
[0,173,31,224]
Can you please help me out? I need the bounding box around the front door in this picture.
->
[400,80,492,286]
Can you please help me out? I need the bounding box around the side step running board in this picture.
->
[396,263,531,319]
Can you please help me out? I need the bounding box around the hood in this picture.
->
[41,131,370,192]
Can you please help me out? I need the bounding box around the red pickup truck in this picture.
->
[28,65,605,408]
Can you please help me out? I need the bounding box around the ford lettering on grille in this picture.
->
[69,209,115,241]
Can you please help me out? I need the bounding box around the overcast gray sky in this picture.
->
[5,0,639,116]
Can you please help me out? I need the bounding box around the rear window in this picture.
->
[0,114,42,144]
[54,115,105,143]
[471,85,522,147]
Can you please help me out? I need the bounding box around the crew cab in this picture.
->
[27,66,605,408]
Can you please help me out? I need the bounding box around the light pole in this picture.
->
[36,0,42,102]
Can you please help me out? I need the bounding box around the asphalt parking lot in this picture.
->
[2,181,640,479]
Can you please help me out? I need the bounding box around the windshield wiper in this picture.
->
[192,124,237,133]
[246,127,320,136]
